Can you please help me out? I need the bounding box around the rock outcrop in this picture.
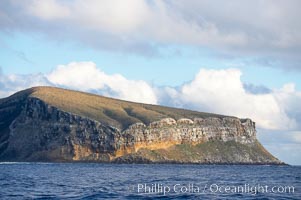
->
[0,87,283,164]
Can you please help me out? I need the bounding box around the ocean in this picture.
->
[0,163,300,199]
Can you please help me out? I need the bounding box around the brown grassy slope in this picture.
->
[4,86,230,130]
[114,140,282,164]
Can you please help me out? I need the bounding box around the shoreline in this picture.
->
[0,160,288,165]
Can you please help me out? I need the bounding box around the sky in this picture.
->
[0,0,301,165]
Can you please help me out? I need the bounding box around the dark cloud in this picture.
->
[243,83,272,94]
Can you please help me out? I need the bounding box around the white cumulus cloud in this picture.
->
[47,62,158,104]
[0,68,52,97]
[0,62,158,105]
[158,68,300,130]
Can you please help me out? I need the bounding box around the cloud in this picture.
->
[0,67,52,97]
[243,83,272,95]
[26,0,70,20]
[1,0,300,69]
[0,62,158,105]
[47,62,158,104]
[158,68,301,130]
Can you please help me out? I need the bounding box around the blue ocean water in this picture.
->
[0,163,300,199]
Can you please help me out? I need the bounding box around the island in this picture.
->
[0,86,283,164]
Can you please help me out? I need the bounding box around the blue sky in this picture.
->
[0,0,301,165]
[1,32,300,90]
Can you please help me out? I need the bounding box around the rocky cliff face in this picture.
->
[117,116,256,156]
[0,87,283,164]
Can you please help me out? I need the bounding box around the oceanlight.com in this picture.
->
[133,183,295,196]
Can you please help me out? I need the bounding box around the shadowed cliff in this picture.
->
[0,86,283,164]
